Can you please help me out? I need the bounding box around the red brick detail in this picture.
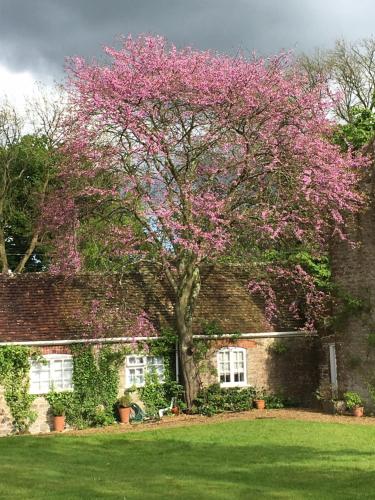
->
[236,339,257,348]
[213,339,256,349]
[41,346,71,355]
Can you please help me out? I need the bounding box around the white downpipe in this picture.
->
[0,336,160,347]
[0,330,314,347]
[175,339,179,382]
[192,331,316,340]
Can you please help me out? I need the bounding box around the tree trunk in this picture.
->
[174,264,201,409]
[0,228,8,273]
[14,231,39,273]
[0,205,9,273]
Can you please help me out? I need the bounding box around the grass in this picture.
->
[1,419,375,499]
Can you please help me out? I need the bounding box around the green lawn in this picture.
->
[1,419,375,499]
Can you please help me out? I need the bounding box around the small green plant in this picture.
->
[264,394,285,409]
[117,393,132,408]
[254,387,267,400]
[45,390,73,416]
[344,391,363,410]
[268,341,288,355]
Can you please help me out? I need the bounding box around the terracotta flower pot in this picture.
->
[53,415,65,432]
[119,406,131,424]
[254,399,266,410]
[353,406,364,417]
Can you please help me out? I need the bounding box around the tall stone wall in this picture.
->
[330,157,375,406]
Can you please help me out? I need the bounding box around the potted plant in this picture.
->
[344,391,364,417]
[314,382,345,414]
[254,389,266,410]
[51,402,66,432]
[117,393,132,424]
[46,391,69,432]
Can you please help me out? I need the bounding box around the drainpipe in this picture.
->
[175,338,179,382]
[0,330,316,347]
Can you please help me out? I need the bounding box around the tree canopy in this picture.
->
[48,35,364,406]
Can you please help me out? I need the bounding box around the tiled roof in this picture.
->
[0,267,293,343]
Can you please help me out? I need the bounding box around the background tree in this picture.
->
[300,38,375,129]
[0,88,67,273]
[54,36,363,406]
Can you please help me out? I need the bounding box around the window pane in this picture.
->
[128,368,136,385]
[218,349,246,386]
[234,372,244,382]
[30,357,73,394]
[40,381,50,393]
[126,355,164,387]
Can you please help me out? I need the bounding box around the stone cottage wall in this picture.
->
[0,387,12,435]
[201,335,319,406]
[0,334,319,435]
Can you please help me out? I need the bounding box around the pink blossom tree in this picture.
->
[55,35,363,406]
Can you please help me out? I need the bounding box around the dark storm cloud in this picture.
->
[1,0,375,81]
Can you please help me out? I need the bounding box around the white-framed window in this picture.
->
[217,347,247,387]
[125,355,164,387]
[30,354,73,394]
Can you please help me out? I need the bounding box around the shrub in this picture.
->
[139,370,184,416]
[194,385,286,415]
[264,394,285,409]
[139,371,169,415]
[194,385,257,416]
[118,393,132,408]
[344,391,363,409]
[45,390,74,417]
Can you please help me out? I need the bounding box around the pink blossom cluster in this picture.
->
[71,291,157,346]
[249,264,330,330]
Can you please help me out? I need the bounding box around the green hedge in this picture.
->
[194,384,285,416]
[194,385,256,416]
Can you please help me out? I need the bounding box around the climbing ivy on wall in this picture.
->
[64,344,129,429]
[0,346,41,433]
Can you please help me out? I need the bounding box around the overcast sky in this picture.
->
[1,0,375,107]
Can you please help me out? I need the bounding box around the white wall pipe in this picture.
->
[0,336,160,347]
[0,330,315,347]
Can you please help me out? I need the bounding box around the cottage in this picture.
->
[0,268,319,434]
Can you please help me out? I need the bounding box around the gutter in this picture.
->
[0,330,315,347]
[193,331,316,340]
